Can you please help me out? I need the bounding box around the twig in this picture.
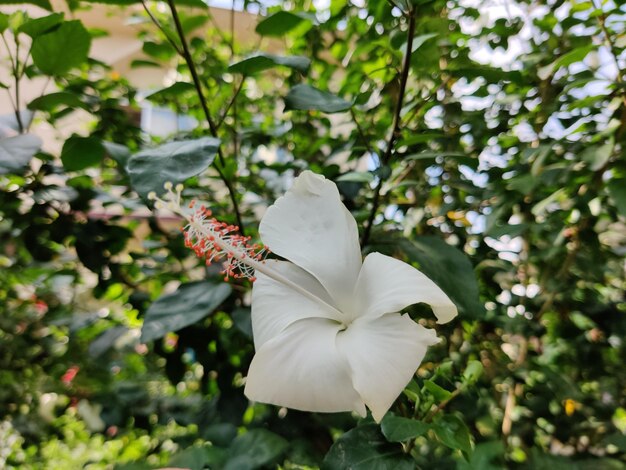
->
[350,107,374,157]
[424,386,463,423]
[592,0,626,136]
[141,0,183,56]
[217,77,245,130]
[165,0,245,235]
[361,8,417,246]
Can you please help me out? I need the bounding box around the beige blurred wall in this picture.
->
[0,1,270,151]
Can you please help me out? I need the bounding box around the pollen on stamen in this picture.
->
[151,183,268,283]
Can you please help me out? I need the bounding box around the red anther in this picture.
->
[250,276,257,282]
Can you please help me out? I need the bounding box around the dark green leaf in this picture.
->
[0,13,8,33]
[0,134,41,174]
[255,11,311,37]
[457,441,504,470]
[581,140,613,171]
[126,137,220,198]
[231,307,252,339]
[323,424,414,470]
[608,178,626,217]
[18,12,63,37]
[380,414,430,442]
[224,429,288,470]
[432,414,472,454]
[229,53,310,75]
[61,135,105,171]
[167,446,209,470]
[103,141,131,169]
[31,20,91,75]
[140,281,231,343]
[145,82,195,100]
[130,59,161,68]
[88,326,128,358]
[284,84,352,114]
[142,41,175,61]
[0,0,52,11]
[27,92,86,112]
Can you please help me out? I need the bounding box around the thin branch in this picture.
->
[350,107,374,157]
[361,9,417,246]
[424,386,463,423]
[1,32,17,72]
[217,76,245,130]
[13,36,24,133]
[166,0,245,235]
[229,0,238,160]
[141,0,183,56]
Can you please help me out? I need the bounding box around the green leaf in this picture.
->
[0,0,52,11]
[142,40,175,61]
[581,140,613,171]
[31,20,91,75]
[231,307,252,339]
[27,92,86,112]
[538,44,595,78]
[531,188,567,216]
[423,379,452,401]
[608,178,626,217]
[402,32,438,54]
[130,59,161,68]
[380,414,430,442]
[60,135,105,171]
[336,171,374,183]
[284,84,352,114]
[255,11,312,37]
[167,446,209,470]
[88,325,128,358]
[18,12,63,37]
[432,414,472,454]
[0,12,10,33]
[322,424,414,470]
[140,281,231,343]
[224,429,288,470]
[462,360,484,385]
[103,141,131,170]
[126,137,220,198]
[457,441,504,470]
[0,134,41,174]
[145,82,195,100]
[229,53,310,75]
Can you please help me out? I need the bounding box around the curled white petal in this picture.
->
[251,260,338,349]
[259,171,362,313]
[352,252,457,324]
[244,317,366,416]
[336,313,440,423]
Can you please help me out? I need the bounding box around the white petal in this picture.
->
[251,260,338,349]
[352,252,457,324]
[337,313,440,423]
[259,171,362,313]
[244,317,366,416]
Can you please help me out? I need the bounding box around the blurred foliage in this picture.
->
[0,0,625,468]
